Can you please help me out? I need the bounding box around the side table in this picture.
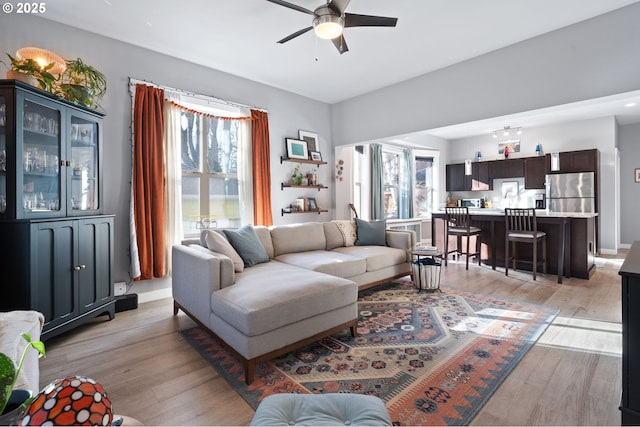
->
[410,250,443,292]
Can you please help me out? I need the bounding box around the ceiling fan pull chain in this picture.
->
[315,36,319,61]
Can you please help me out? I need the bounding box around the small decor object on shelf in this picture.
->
[290,165,304,185]
[285,138,308,160]
[20,375,113,426]
[476,151,482,161]
[309,151,322,162]
[294,198,306,211]
[307,197,318,211]
[298,130,319,153]
[535,143,542,156]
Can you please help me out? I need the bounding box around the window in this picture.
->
[414,156,434,216]
[382,150,399,219]
[181,112,243,236]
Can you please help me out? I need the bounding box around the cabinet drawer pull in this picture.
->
[74,266,81,271]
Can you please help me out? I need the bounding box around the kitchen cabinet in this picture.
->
[619,242,640,425]
[0,216,115,339]
[548,149,598,174]
[489,158,524,179]
[570,217,596,279]
[445,163,467,191]
[471,161,491,191]
[0,80,114,339]
[524,156,546,189]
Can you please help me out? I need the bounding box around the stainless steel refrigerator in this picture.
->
[546,172,596,213]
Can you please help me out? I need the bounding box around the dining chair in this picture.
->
[504,208,547,280]
[443,207,482,270]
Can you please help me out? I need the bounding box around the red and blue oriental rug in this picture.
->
[181,281,558,425]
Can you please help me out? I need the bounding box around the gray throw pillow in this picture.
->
[223,225,270,267]
[354,218,387,246]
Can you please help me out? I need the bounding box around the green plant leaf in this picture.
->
[0,353,16,415]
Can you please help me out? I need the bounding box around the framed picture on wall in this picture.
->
[310,151,322,162]
[635,168,640,183]
[286,138,309,160]
[299,130,319,153]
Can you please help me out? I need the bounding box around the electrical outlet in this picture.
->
[114,282,127,296]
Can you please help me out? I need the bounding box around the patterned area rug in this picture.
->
[180,281,558,426]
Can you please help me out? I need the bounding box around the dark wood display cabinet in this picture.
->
[619,242,640,425]
[0,80,115,339]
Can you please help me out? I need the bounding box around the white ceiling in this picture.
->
[40,0,640,138]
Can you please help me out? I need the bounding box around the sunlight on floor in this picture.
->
[536,316,622,356]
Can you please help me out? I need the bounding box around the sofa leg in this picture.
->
[349,319,358,337]
[244,359,256,385]
[173,300,180,316]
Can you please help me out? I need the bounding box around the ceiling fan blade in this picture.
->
[344,13,398,28]
[265,0,316,16]
[327,0,351,14]
[277,26,313,44]
[331,35,349,54]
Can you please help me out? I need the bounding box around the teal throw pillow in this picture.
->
[223,225,270,267]
[354,218,387,246]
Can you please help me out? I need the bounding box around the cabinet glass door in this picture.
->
[0,97,5,216]
[21,98,62,217]
[69,114,99,212]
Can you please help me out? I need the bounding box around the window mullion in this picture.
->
[199,116,209,217]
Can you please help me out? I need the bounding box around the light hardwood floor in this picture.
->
[40,253,625,426]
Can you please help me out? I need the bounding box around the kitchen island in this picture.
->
[431,209,597,283]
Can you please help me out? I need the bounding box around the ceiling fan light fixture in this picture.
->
[313,14,344,39]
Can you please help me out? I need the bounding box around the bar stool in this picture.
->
[444,207,482,270]
[505,208,547,280]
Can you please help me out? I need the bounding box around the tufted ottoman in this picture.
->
[250,394,392,426]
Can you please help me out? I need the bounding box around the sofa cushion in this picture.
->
[275,250,366,279]
[271,222,326,256]
[203,229,244,272]
[323,222,345,250]
[253,226,274,259]
[333,220,357,246]
[333,245,408,272]
[211,261,357,336]
[223,225,270,267]
[354,219,386,246]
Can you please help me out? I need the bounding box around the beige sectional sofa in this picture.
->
[172,221,415,384]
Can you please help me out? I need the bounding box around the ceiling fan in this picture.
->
[266,0,398,54]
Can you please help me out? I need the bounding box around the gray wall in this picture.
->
[619,123,640,246]
[331,3,640,145]
[0,14,335,286]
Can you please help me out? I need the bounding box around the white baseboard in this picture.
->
[619,243,632,250]
[600,248,620,255]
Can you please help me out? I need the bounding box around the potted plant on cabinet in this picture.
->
[59,57,107,110]
[0,333,45,425]
[1,54,57,92]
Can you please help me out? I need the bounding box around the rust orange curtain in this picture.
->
[133,84,166,280]
[251,109,273,226]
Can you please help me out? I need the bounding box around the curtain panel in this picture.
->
[162,96,183,276]
[251,109,273,226]
[371,143,384,220]
[132,84,166,280]
[400,148,414,219]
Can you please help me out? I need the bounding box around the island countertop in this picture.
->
[433,208,598,218]
[431,210,597,283]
